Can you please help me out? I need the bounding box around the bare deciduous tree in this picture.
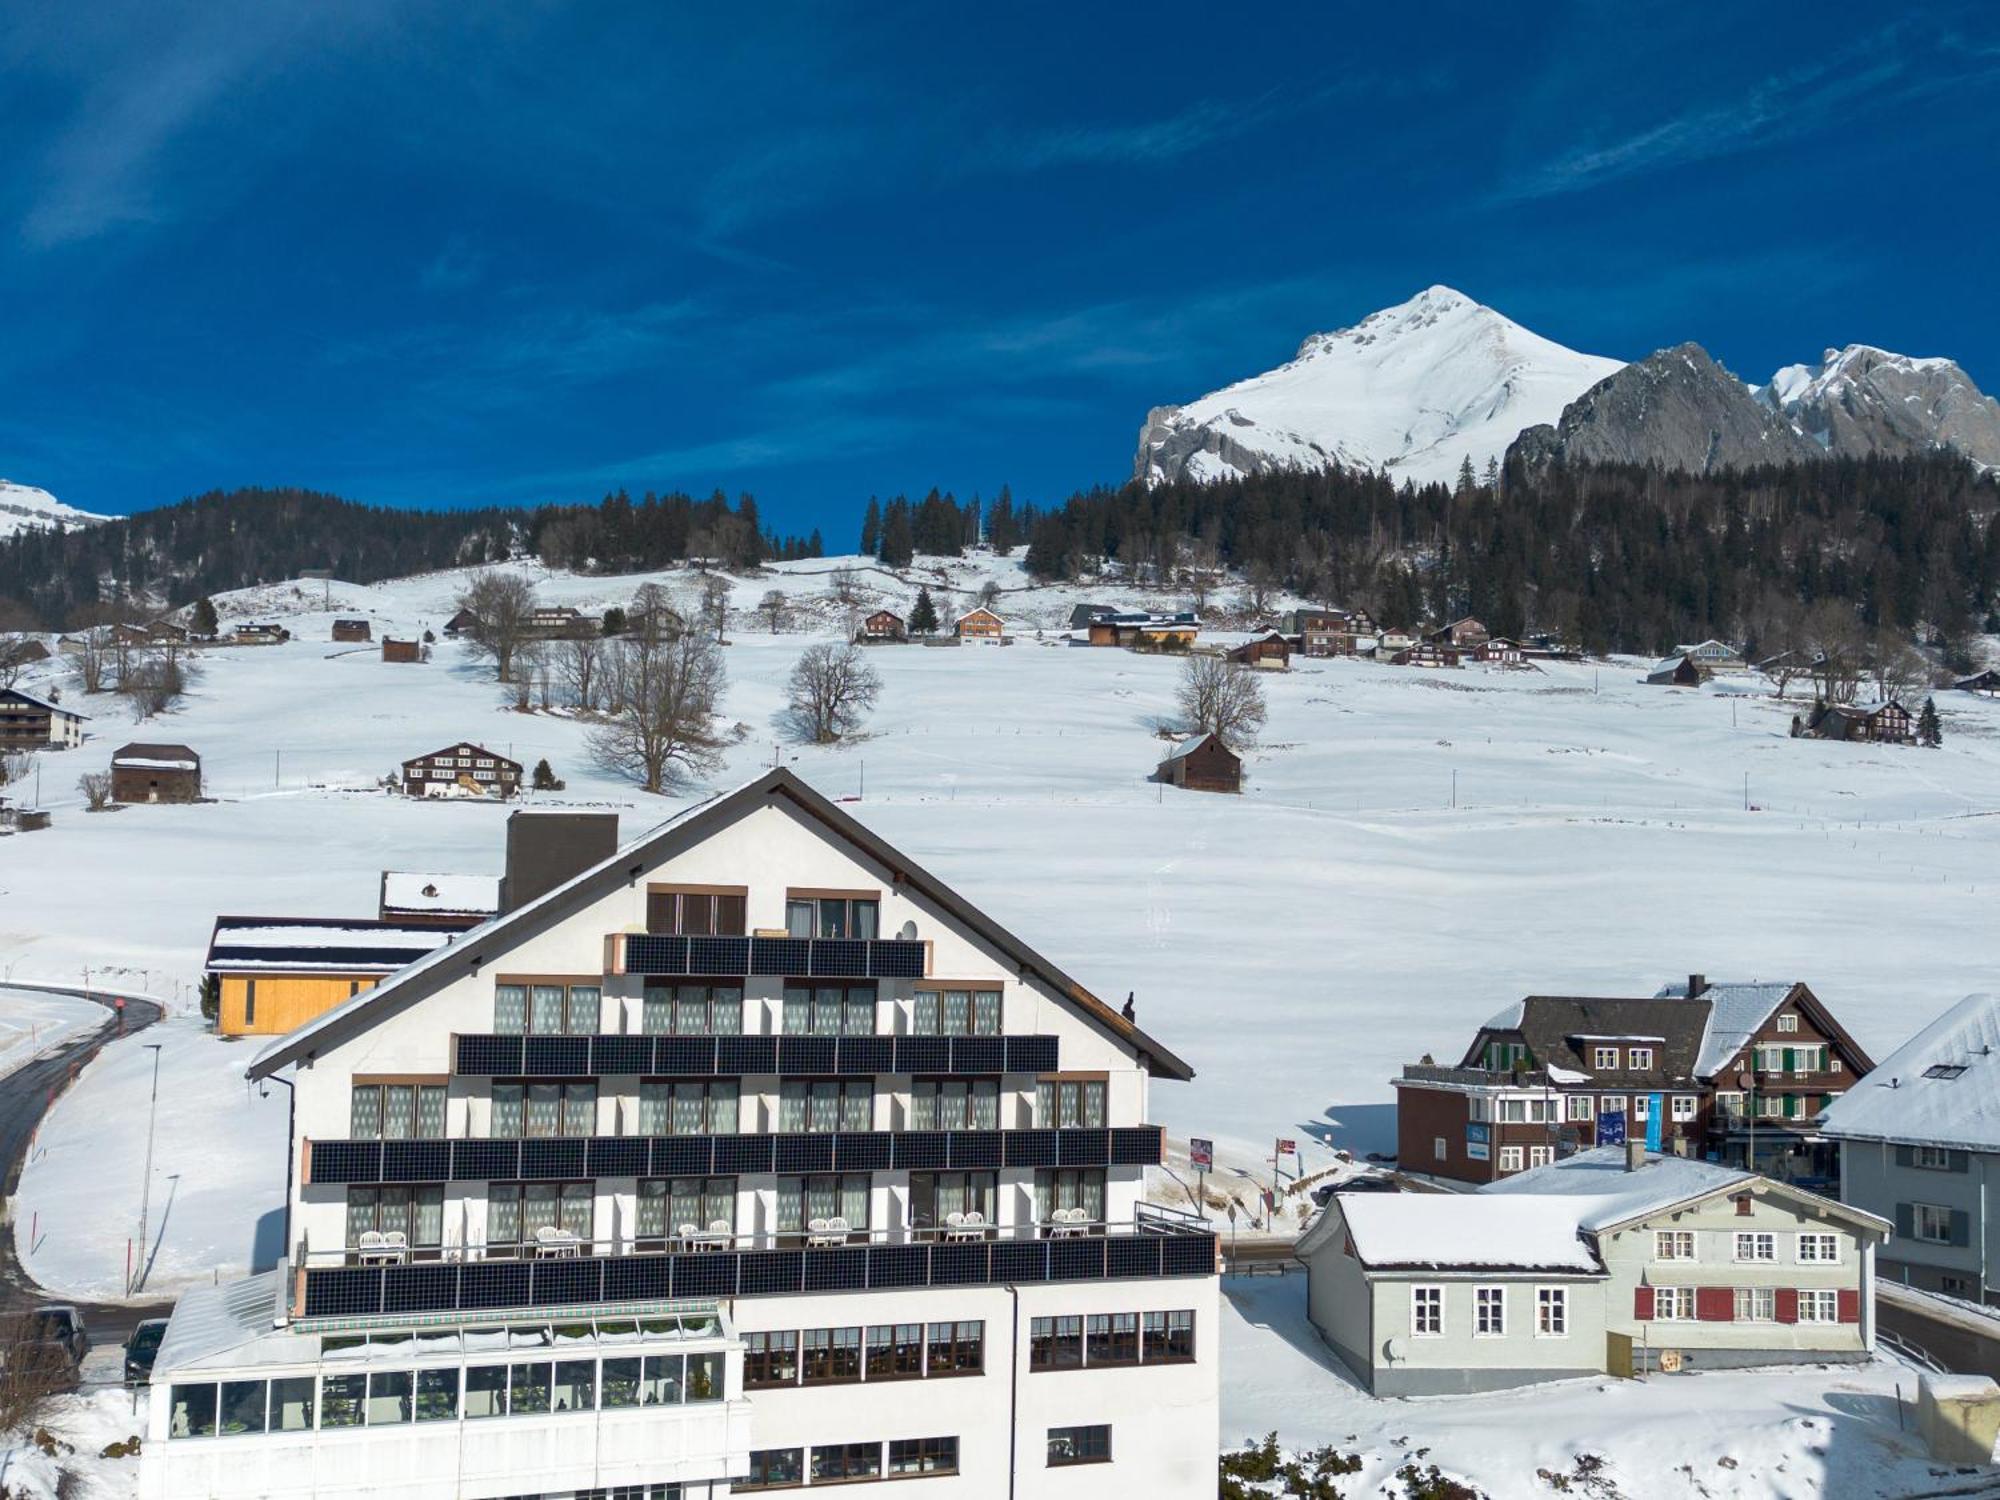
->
[456,573,538,681]
[555,633,603,712]
[976,579,1002,611]
[1177,655,1266,746]
[77,771,114,810]
[1870,636,1933,705]
[0,751,33,789]
[758,590,789,634]
[1238,561,1284,620]
[830,568,861,606]
[786,643,882,744]
[589,631,727,793]
[73,629,111,695]
[701,576,731,640]
[0,1311,78,1430]
[123,647,194,720]
[1803,602,1867,705]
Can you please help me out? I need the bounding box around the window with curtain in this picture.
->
[499,1081,594,1138]
[909,1172,997,1229]
[784,896,880,940]
[345,1185,445,1248]
[1036,1079,1107,1129]
[490,1083,524,1138]
[779,1080,872,1133]
[531,986,566,1034]
[646,888,746,936]
[781,984,877,1037]
[911,1079,999,1131]
[776,1174,870,1234]
[645,983,745,1035]
[486,1182,592,1245]
[494,984,527,1035]
[912,989,1001,1036]
[497,982,601,1035]
[657,1176,734,1233]
[641,1080,739,1136]
[1034,1169,1105,1226]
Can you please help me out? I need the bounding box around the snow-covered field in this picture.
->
[0,987,104,1079]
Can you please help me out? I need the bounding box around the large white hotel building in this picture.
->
[140,770,1220,1498]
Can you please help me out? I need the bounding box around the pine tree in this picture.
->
[879,500,915,569]
[860,497,882,558]
[191,596,219,638]
[532,757,565,790]
[1455,456,1477,497]
[1919,696,1943,747]
[908,587,939,634]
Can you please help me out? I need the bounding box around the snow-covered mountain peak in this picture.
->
[1137,288,1623,489]
[1759,344,2000,466]
[0,480,109,539]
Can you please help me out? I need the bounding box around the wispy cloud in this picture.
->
[988,96,1274,171]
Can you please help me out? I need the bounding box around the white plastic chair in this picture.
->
[827,1216,851,1237]
[356,1230,392,1264]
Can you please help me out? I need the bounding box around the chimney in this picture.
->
[1687,973,1708,998]
[501,811,620,914]
[1625,1137,1647,1173]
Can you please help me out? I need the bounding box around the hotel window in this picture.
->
[912,1078,1000,1131]
[350,1083,446,1140]
[1797,1233,1841,1264]
[1474,1287,1505,1337]
[811,1442,882,1484]
[1048,1424,1111,1467]
[414,1369,456,1422]
[1629,1047,1655,1070]
[779,1079,873,1133]
[741,1450,803,1491]
[645,887,746,936]
[1592,1046,1619,1069]
[1798,1290,1840,1323]
[776,1173,870,1236]
[867,1323,926,1380]
[1653,1287,1696,1321]
[344,1185,445,1250]
[1034,1168,1105,1226]
[1671,1095,1698,1122]
[1914,1145,1954,1171]
[1037,1078,1107,1129]
[926,1320,984,1374]
[1536,1287,1567,1336]
[1497,1147,1524,1173]
[639,1079,739,1136]
[909,1171,996,1231]
[1735,1232,1776,1262]
[1654,1230,1695,1262]
[636,1176,735,1238]
[914,988,1001,1036]
[1734,1287,1776,1321]
[786,894,879,940]
[745,1331,800,1389]
[1144,1310,1195,1362]
[1411,1286,1443,1336]
[641,983,745,1036]
[1914,1203,1954,1243]
[801,1327,864,1385]
[1566,1094,1594,1121]
[493,982,600,1035]
[887,1437,959,1477]
[782,982,878,1037]
[1030,1316,1084,1370]
[486,1181,593,1246]
[490,1081,596,1138]
[1088,1313,1140,1366]
[1528,1146,1554,1168]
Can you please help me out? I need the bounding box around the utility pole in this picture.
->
[273,749,281,789]
[131,1042,164,1295]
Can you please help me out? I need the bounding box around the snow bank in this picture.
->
[0,987,105,1079]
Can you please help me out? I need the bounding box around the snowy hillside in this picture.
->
[0,479,107,538]
[1135,286,1623,488]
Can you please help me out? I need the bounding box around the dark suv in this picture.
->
[124,1319,168,1384]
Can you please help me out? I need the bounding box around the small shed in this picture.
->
[443,608,480,639]
[111,742,202,803]
[1156,732,1242,793]
[0,637,51,667]
[857,610,906,644]
[382,637,423,663]
[1646,655,1703,687]
[955,606,1005,642]
[1228,631,1291,670]
[332,619,372,643]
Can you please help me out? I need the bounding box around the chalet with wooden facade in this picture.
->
[442,607,479,638]
[111,742,202,803]
[1675,639,1747,673]
[1394,977,1872,1188]
[332,618,372,642]
[377,871,502,929]
[1430,617,1490,649]
[1226,631,1291,670]
[526,605,591,639]
[1954,669,2000,696]
[1156,731,1242,793]
[1794,700,1916,745]
[954,606,1005,642]
[1291,608,1376,657]
[381,637,423,663]
[1086,611,1200,650]
[233,622,290,645]
[203,915,459,1035]
[401,741,523,799]
[0,687,86,750]
[1647,654,1704,687]
[1472,638,1525,665]
[1391,642,1460,669]
[856,609,905,644]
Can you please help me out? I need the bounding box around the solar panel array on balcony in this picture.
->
[450,1031,1062,1077]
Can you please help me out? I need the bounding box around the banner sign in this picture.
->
[1597,1110,1628,1146]
[1190,1138,1213,1170]
[1275,1138,1297,1157]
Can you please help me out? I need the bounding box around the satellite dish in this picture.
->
[898,919,918,941]
[1384,1337,1408,1364]
[1736,1071,1753,1091]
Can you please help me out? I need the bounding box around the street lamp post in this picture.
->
[131,1043,164,1295]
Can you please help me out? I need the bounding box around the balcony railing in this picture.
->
[605,933,928,980]
[1400,1063,1545,1089]
[305,1125,1166,1185]
[292,1204,1218,1323]
[451,1032,1060,1078]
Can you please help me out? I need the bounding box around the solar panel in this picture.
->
[950,1037,1004,1075]
[1058,1128,1111,1168]
[455,1035,523,1076]
[1162,1234,1220,1276]
[1006,1036,1060,1073]
[587,1138,649,1177]
[1003,1130,1057,1169]
[523,1035,590,1077]
[779,1036,836,1074]
[833,1132,891,1172]
[714,1135,774,1175]
[672,1253,739,1300]
[716,1035,776,1075]
[521,1138,586,1181]
[1111,1127,1163,1166]
[592,1036,653,1075]
[1106,1237,1163,1280]
[451,1139,520,1182]
[381,1140,450,1183]
[686,936,751,976]
[626,935,689,974]
[837,1036,892,1076]
[927,1242,989,1286]
[740,1250,805,1297]
[532,1258,602,1306]
[867,940,928,979]
[991,1240,1049,1284]
[1049,1237,1107,1281]
[865,1245,928,1290]
[749,937,810,976]
[303,1267,382,1319]
[893,1131,949,1171]
[458,1260,532,1311]
[947,1130,1002,1170]
[650,1136,712,1177]
[773,1134,834,1174]
[309,1141,383,1186]
[656,1036,715,1075]
[895,1037,950,1074]
[602,1254,672,1304]
[804,1247,868,1292]
[809,939,868,978]
[382,1264,457,1315]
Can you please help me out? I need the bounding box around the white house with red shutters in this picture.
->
[1301,1145,1887,1395]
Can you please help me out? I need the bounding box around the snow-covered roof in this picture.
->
[1332,1193,1602,1274]
[1481,999,1525,1030]
[153,1271,293,1375]
[111,742,199,769]
[1819,993,2000,1151]
[0,686,84,718]
[1481,1148,1753,1231]
[380,871,500,916]
[1656,979,1797,1076]
[1161,731,1225,763]
[206,916,458,973]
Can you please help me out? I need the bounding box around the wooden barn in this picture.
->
[443,607,480,638]
[233,622,289,645]
[111,742,202,803]
[1156,731,1242,793]
[954,606,1005,642]
[402,741,523,798]
[1646,654,1703,687]
[381,637,423,663]
[857,609,906,644]
[332,618,372,643]
[1955,670,2000,696]
[1227,631,1292,670]
[1431,616,1490,649]
[1795,700,1916,745]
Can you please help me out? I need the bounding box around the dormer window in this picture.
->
[1629,1047,1655,1071]
[1593,1046,1619,1070]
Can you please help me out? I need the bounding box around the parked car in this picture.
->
[124,1318,168,1383]
[1312,1176,1401,1206]
[0,1306,90,1391]
[31,1305,89,1367]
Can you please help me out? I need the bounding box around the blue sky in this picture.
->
[2,2,1997,540]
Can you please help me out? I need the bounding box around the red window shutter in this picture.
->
[1634,1286,1655,1319]
[1775,1289,1799,1324]
[1696,1287,1734,1322]
[1837,1289,1860,1324]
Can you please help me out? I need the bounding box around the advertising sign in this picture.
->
[1597,1110,1628,1146]
[1190,1138,1213,1170]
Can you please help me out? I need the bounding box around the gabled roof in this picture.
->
[379,871,501,916]
[956,606,1003,623]
[1467,995,1708,1082]
[405,741,521,770]
[1655,978,1799,1077]
[0,686,84,718]
[1820,992,2000,1151]
[248,768,1195,1081]
[112,741,199,767]
[1307,1193,1603,1275]
[206,916,459,974]
[1160,731,1235,765]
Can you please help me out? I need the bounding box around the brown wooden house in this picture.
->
[1955,669,2000,696]
[402,741,522,798]
[1227,631,1291,670]
[1391,641,1460,668]
[332,618,372,643]
[1156,731,1242,793]
[1646,654,1703,687]
[1431,616,1490,649]
[1795,700,1916,744]
[381,637,423,663]
[0,687,86,750]
[443,607,480,638]
[857,609,906,643]
[1473,637,1525,665]
[954,606,1005,642]
[111,742,202,803]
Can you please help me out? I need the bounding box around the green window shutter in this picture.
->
[1951,1150,1972,1174]
[1895,1145,1913,1168]
[1782,1047,1796,1073]
[1895,1203,1915,1238]
[1951,1210,1972,1247]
